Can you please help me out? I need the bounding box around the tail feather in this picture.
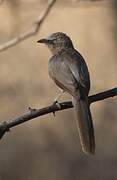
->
[72,91,95,155]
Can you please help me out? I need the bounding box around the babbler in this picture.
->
[37,32,95,155]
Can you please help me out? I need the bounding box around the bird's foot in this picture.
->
[53,100,61,108]
[52,101,61,117]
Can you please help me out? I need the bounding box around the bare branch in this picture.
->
[0,0,56,52]
[0,0,111,51]
[0,87,117,140]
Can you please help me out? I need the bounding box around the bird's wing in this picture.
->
[49,56,78,95]
[49,51,90,95]
[66,51,90,95]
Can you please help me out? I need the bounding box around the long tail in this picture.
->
[72,90,95,155]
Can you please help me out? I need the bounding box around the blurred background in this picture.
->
[0,0,117,179]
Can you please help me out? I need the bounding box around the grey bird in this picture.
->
[37,32,95,155]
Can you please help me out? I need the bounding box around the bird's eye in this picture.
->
[47,40,54,44]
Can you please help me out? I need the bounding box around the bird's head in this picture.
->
[37,32,74,54]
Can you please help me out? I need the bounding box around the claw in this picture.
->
[53,101,61,109]
[53,100,58,105]
[52,101,61,117]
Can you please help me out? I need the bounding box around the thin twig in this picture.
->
[0,0,56,52]
[0,0,110,52]
[0,87,117,140]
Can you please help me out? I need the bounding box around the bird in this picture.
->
[37,32,95,155]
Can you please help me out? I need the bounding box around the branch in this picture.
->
[0,0,110,52]
[0,0,56,52]
[0,87,117,140]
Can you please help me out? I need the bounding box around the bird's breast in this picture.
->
[48,56,60,79]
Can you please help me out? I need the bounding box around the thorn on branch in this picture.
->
[53,111,56,117]
[28,107,37,112]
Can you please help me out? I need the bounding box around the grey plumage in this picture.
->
[37,32,95,155]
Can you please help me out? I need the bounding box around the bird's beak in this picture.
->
[37,39,48,44]
[37,35,54,44]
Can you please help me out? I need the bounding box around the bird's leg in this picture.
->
[53,89,64,104]
[52,89,64,116]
